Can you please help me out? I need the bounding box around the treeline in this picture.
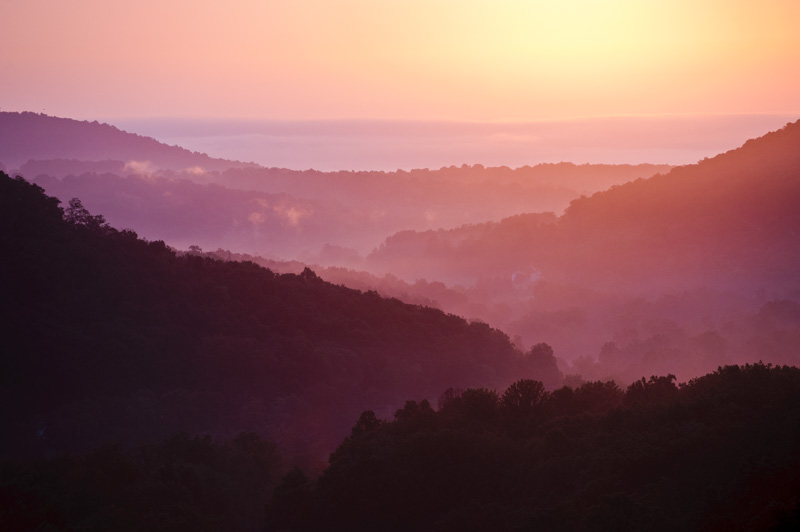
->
[270,363,800,531]
[5,364,798,531]
[0,172,527,464]
[186,242,800,389]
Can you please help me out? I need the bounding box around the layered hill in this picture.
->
[0,172,538,463]
[552,119,800,294]
[32,164,666,263]
[33,171,372,258]
[0,111,259,172]
[362,121,800,381]
[368,119,800,294]
[2,112,670,261]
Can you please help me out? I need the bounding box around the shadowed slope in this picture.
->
[0,172,526,463]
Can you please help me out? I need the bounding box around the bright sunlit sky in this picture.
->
[3,0,799,122]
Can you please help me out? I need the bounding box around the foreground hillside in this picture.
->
[271,363,800,531]
[0,172,529,463]
[4,364,798,531]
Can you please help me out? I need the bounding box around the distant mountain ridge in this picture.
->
[369,119,800,294]
[552,118,800,292]
[358,120,800,380]
[0,111,260,172]
[5,112,671,262]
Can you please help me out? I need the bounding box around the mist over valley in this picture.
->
[3,112,800,531]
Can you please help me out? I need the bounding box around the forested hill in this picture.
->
[0,172,532,463]
[0,111,258,172]
[554,118,800,292]
[272,363,800,531]
[368,119,800,294]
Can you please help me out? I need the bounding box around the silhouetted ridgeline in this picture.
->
[4,364,799,531]
[2,175,797,529]
[0,172,530,463]
[268,363,800,531]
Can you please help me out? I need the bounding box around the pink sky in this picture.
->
[3,1,799,121]
[2,1,799,168]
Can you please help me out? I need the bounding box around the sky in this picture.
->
[2,0,799,167]
[114,114,798,171]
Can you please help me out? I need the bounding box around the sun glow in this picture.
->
[1,0,798,121]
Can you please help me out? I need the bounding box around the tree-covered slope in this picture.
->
[553,119,800,293]
[271,363,800,531]
[4,363,798,531]
[368,119,800,294]
[0,172,525,462]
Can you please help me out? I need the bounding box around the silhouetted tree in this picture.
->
[351,410,381,437]
[501,379,546,417]
[625,374,678,406]
[526,342,563,387]
[64,197,107,231]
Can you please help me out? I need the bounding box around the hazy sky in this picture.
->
[3,0,799,122]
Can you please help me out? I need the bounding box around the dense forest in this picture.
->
[8,116,796,388]
[2,114,799,531]
[185,242,800,388]
[1,172,543,465]
[268,363,800,531]
[4,364,799,531]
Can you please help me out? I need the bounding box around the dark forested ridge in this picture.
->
[3,113,800,531]
[270,363,800,532]
[0,172,530,464]
[6,364,798,531]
